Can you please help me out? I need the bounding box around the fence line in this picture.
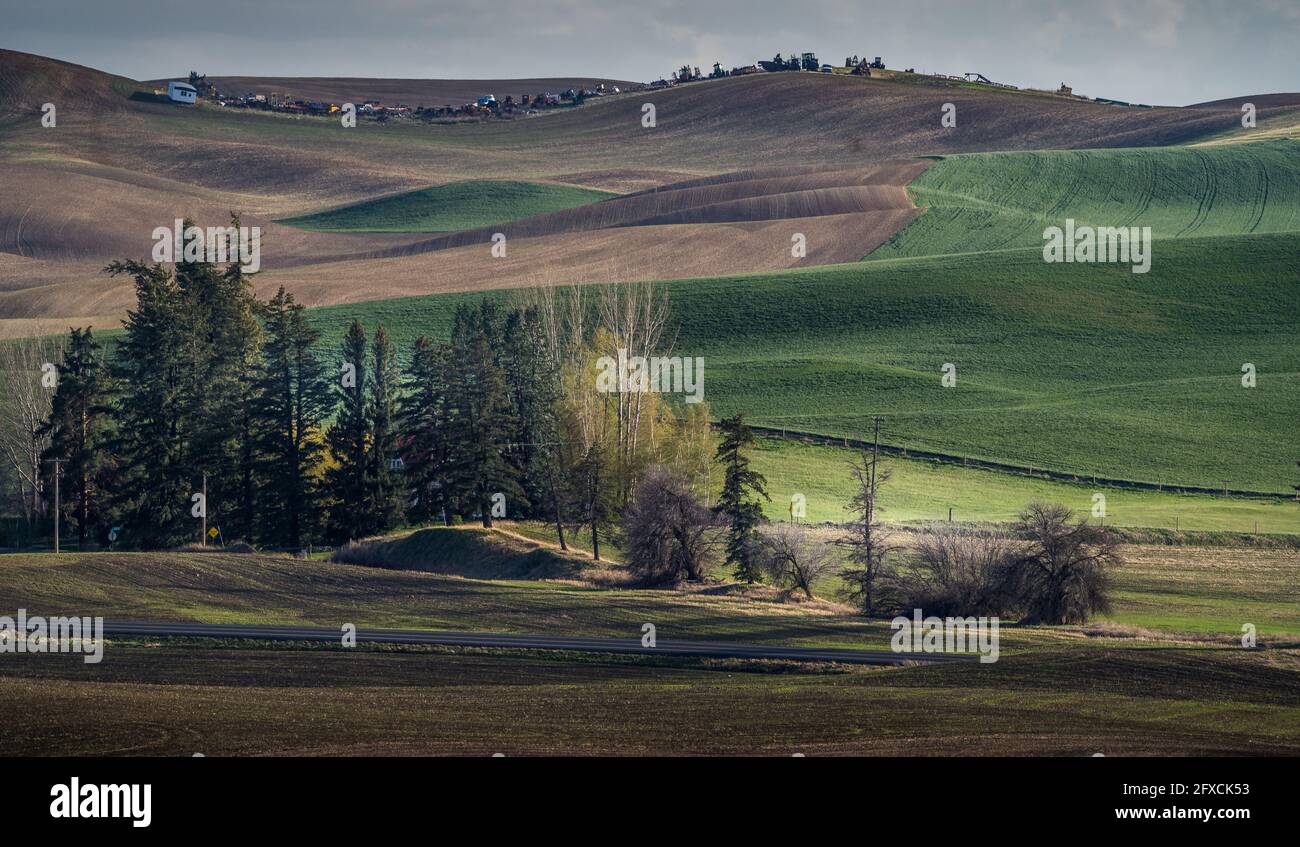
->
[744,424,1297,500]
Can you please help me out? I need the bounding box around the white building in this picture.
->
[167,81,197,104]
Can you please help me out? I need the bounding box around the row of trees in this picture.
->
[7,237,727,552]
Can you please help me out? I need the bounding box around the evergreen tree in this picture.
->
[713,414,769,582]
[253,288,333,549]
[400,336,453,525]
[38,328,109,547]
[501,307,553,515]
[172,230,262,543]
[105,260,194,548]
[507,307,569,546]
[325,320,368,541]
[103,218,261,547]
[446,304,522,527]
[365,325,405,534]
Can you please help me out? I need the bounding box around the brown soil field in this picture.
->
[257,210,921,307]
[5,643,1298,755]
[8,49,1294,190]
[327,161,929,262]
[0,159,431,264]
[0,50,143,117]
[0,208,922,328]
[551,168,699,193]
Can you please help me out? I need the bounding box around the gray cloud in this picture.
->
[1,0,1296,105]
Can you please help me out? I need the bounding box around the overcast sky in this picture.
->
[2,0,1297,106]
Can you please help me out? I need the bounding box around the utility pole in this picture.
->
[870,415,882,484]
[868,415,883,526]
[45,458,62,553]
[201,471,208,547]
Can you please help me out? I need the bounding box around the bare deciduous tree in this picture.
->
[0,336,59,533]
[1006,501,1119,624]
[759,523,834,598]
[597,279,670,506]
[836,446,900,614]
[622,465,720,584]
[896,525,1016,617]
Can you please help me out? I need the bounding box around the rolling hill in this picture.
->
[5,48,1299,335]
[302,228,1300,493]
[276,180,618,232]
[333,526,593,580]
[4,49,1298,499]
[873,141,1300,260]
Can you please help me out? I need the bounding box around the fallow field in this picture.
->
[0,536,1296,755]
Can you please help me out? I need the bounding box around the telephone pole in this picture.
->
[870,415,883,482]
[869,416,883,524]
[45,457,63,553]
[201,471,208,546]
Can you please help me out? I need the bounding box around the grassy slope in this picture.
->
[3,539,1297,640]
[872,141,1300,260]
[513,515,1300,639]
[0,550,882,648]
[276,180,615,232]
[333,526,591,579]
[307,230,1300,493]
[749,437,1300,534]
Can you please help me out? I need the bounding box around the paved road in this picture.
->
[101,621,975,666]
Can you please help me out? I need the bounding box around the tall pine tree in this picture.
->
[105,259,194,548]
[253,288,333,549]
[400,336,453,525]
[713,414,769,582]
[39,328,109,547]
[172,228,262,543]
[446,304,522,527]
[365,325,405,534]
[325,320,369,542]
[502,306,569,543]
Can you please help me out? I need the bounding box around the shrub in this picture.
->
[622,466,721,584]
[1005,501,1119,624]
[894,525,1016,617]
[759,523,835,598]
